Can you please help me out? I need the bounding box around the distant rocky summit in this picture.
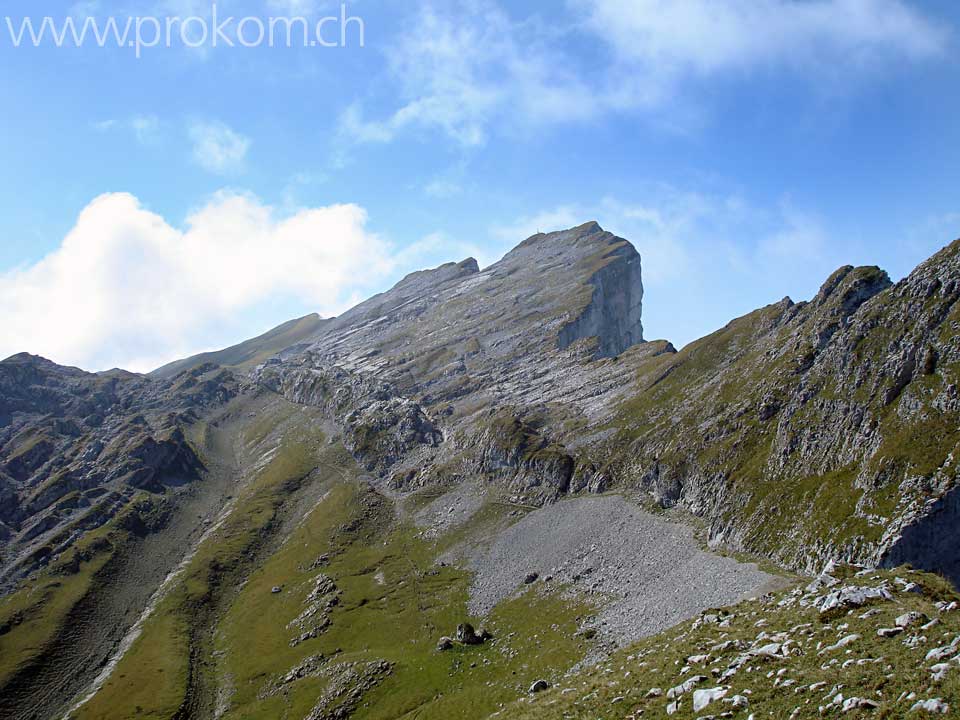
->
[1,222,959,720]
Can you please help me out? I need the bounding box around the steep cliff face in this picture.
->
[557,225,643,358]
[881,485,960,585]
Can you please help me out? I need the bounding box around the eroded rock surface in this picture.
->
[0,355,239,588]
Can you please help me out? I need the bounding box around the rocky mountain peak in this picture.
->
[1,353,78,372]
[507,220,610,258]
[290,222,646,388]
[812,264,891,316]
[496,221,644,359]
[2,352,42,365]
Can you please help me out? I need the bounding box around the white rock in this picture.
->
[925,637,960,662]
[819,634,861,655]
[528,679,550,694]
[751,642,782,658]
[842,697,879,712]
[813,586,892,614]
[910,698,950,713]
[897,611,926,628]
[692,687,728,712]
[726,694,749,708]
[667,675,707,699]
[930,663,950,681]
[904,635,928,649]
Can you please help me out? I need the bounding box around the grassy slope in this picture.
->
[214,479,594,719]
[74,404,327,720]
[0,494,163,688]
[507,567,960,720]
[72,400,597,720]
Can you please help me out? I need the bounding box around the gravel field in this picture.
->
[456,494,779,650]
[412,479,488,536]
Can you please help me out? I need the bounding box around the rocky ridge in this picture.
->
[0,355,239,588]
[598,240,960,582]
[250,222,657,501]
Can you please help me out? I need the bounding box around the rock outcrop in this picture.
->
[555,223,644,357]
[0,355,238,587]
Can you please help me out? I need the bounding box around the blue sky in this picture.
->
[1,0,958,371]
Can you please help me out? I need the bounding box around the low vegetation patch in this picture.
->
[506,566,960,719]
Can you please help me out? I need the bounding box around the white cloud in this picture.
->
[582,0,946,76]
[341,0,947,147]
[0,192,398,372]
[189,120,251,175]
[424,179,463,199]
[339,1,591,146]
[93,114,161,145]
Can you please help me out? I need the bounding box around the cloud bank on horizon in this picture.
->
[0,194,392,372]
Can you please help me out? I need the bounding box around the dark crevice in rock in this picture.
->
[881,486,960,588]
